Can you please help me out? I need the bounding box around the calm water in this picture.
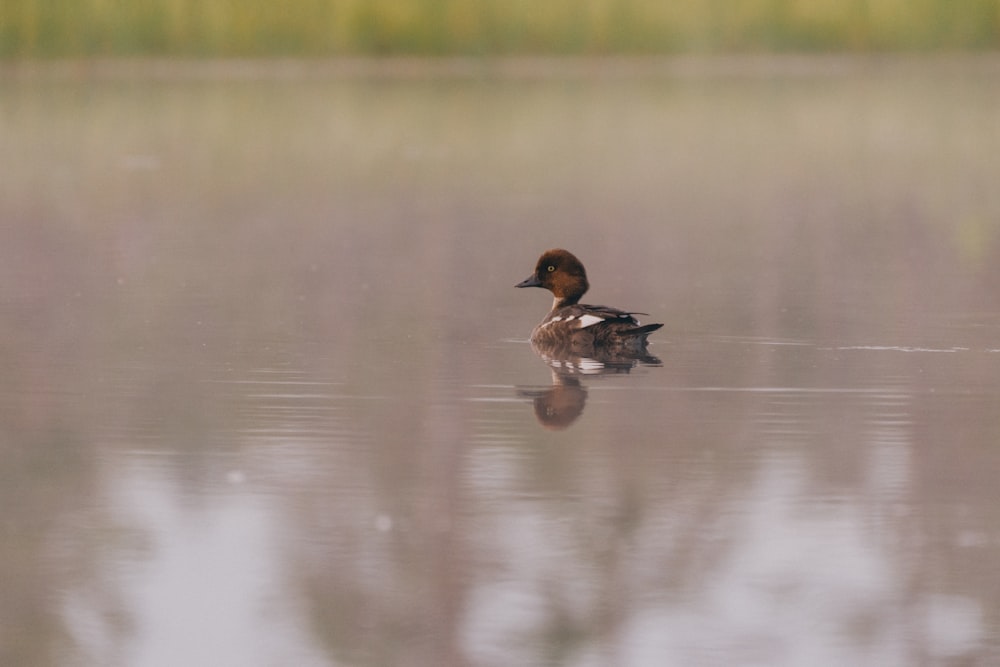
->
[3,57,1000,666]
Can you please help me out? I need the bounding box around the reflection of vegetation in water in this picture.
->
[3,0,999,57]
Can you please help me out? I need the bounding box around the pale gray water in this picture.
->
[3,57,1000,666]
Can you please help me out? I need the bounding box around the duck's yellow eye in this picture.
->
[547,265,555,272]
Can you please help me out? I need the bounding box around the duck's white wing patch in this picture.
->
[577,314,605,329]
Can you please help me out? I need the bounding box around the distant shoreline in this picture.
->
[5,0,999,59]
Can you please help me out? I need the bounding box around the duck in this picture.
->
[516,248,663,357]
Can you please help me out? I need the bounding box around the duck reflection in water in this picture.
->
[518,344,661,429]
[516,248,663,429]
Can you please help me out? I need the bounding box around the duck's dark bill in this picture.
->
[516,275,542,288]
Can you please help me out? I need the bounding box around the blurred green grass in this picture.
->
[2,0,999,57]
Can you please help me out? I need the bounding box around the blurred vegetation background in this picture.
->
[2,0,999,57]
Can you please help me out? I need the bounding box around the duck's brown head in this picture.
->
[516,248,590,308]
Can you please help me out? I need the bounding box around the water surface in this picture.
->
[3,57,1000,666]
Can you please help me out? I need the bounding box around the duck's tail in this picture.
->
[623,323,663,338]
